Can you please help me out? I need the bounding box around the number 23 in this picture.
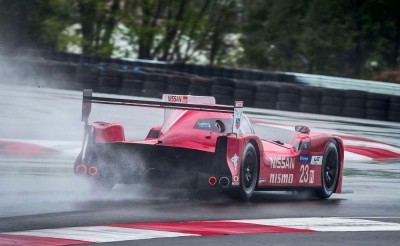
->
[300,165,309,183]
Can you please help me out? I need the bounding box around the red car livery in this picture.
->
[75,90,344,200]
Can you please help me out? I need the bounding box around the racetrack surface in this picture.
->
[0,84,400,245]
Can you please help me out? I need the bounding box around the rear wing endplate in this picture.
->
[82,89,243,134]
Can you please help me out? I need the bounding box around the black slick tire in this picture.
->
[239,142,259,201]
[316,140,340,199]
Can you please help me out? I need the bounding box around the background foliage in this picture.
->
[0,0,399,79]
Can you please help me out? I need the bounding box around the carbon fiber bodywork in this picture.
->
[75,136,232,189]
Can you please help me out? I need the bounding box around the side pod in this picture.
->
[216,135,264,188]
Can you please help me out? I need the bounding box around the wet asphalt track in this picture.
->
[0,84,400,245]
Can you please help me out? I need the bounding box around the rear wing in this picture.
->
[82,89,244,134]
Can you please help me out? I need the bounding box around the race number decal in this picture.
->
[299,165,314,184]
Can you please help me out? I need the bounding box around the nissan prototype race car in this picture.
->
[75,90,344,200]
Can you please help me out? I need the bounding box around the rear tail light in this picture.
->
[208,176,217,186]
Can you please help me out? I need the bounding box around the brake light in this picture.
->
[208,176,217,186]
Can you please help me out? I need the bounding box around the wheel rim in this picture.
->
[243,152,256,190]
[324,150,338,190]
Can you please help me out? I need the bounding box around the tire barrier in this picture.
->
[211,77,235,105]
[320,88,346,116]
[389,96,400,122]
[167,75,190,95]
[254,83,280,109]
[276,84,302,112]
[188,77,212,96]
[344,90,367,118]
[16,50,298,83]
[142,73,168,98]
[97,65,122,94]
[233,80,256,107]
[119,70,146,96]
[1,51,400,123]
[299,87,322,114]
[74,64,98,90]
[366,93,390,121]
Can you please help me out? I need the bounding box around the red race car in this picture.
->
[75,90,344,200]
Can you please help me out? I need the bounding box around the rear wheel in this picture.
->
[239,143,259,201]
[316,140,340,199]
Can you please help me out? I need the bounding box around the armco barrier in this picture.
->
[0,52,400,123]
[289,72,400,96]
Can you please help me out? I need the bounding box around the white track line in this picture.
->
[231,217,400,232]
[7,226,197,243]
[3,217,400,245]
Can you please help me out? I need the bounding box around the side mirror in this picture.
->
[295,125,310,134]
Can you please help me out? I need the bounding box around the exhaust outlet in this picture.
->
[89,166,98,176]
[219,177,230,189]
[75,164,87,175]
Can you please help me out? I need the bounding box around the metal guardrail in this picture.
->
[286,72,400,96]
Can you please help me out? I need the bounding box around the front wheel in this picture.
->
[239,143,259,201]
[316,140,340,199]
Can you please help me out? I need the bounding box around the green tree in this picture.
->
[240,0,400,79]
[240,0,311,71]
[0,0,56,51]
[76,0,121,56]
[303,0,400,78]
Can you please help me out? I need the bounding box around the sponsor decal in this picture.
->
[258,178,266,184]
[235,118,241,129]
[299,165,315,184]
[270,157,295,169]
[232,107,243,134]
[234,101,244,108]
[167,95,187,103]
[311,156,323,165]
[269,173,294,184]
[197,122,211,128]
[231,153,239,171]
[233,176,239,182]
[299,154,311,163]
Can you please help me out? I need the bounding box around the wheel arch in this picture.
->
[248,139,260,162]
[248,138,261,186]
[329,137,344,193]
